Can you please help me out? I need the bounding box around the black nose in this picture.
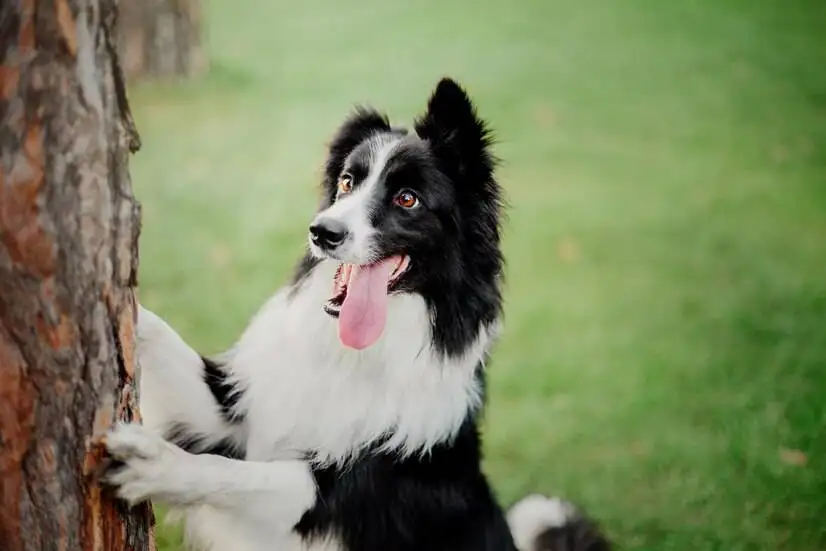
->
[309,219,349,249]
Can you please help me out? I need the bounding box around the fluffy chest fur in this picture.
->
[230,259,489,464]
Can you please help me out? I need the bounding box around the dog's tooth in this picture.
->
[393,256,409,280]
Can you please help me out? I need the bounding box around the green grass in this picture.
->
[131,0,826,549]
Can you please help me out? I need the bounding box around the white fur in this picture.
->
[237,258,486,464]
[106,422,318,551]
[114,257,493,551]
[136,307,242,452]
[309,136,402,264]
[507,494,576,551]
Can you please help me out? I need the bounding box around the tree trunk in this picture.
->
[118,0,207,81]
[0,0,154,550]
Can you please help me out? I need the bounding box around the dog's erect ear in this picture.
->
[322,107,391,205]
[415,78,479,141]
[414,78,495,182]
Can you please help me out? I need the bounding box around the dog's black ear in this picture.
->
[414,78,495,183]
[322,107,391,205]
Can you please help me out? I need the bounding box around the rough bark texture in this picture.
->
[118,0,207,81]
[0,0,153,550]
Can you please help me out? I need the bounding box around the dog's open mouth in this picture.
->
[324,255,410,350]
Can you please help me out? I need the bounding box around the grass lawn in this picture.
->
[132,0,826,549]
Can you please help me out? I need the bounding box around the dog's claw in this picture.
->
[98,422,182,506]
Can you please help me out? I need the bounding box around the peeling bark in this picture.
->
[0,0,153,550]
[119,0,207,81]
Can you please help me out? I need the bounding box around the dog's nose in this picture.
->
[309,218,349,250]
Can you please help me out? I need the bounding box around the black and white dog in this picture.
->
[103,78,610,551]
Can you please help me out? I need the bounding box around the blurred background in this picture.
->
[121,0,826,549]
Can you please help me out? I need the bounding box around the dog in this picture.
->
[102,78,610,551]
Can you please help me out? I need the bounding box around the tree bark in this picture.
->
[118,0,207,81]
[0,0,154,550]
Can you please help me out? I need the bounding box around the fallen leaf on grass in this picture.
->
[770,144,790,164]
[209,244,232,267]
[533,103,555,128]
[630,441,648,457]
[779,448,807,466]
[556,237,580,264]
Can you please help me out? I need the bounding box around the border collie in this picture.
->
[103,78,610,551]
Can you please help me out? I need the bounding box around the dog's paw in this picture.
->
[102,422,185,506]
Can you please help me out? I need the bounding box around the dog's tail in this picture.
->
[507,494,611,551]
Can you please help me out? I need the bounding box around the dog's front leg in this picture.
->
[102,423,316,528]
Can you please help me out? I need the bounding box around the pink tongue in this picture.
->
[338,257,399,350]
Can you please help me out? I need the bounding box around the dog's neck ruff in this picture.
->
[229,259,493,466]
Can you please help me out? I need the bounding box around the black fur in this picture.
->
[162,356,246,458]
[165,422,245,460]
[321,107,394,207]
[534,517,612,551]
[413,79,504,357]
[201,355,244,423]
[295,411,518,551]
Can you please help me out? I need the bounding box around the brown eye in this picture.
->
[393,190,420,209]
[338,174,353,194]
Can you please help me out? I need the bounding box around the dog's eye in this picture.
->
[337,174,353,194]
[393,190,420,209]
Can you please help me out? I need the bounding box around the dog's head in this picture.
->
[307,78,503,353]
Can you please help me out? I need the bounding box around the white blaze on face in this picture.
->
[310,135,402,264]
